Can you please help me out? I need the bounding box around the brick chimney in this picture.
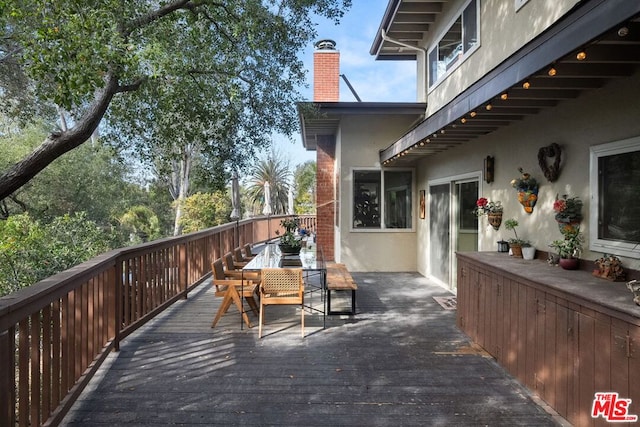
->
[313,39,339,102]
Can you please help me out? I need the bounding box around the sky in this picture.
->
[273,0,418,166]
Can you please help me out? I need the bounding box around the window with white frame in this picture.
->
[589,136,640,259]
[428,0,480,89]
[352,169,413,230]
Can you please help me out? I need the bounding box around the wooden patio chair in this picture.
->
[234,246,253,264]
[259,268,305,338]
[211,258,258,328]
[243,243,255,260]
[224,251,247,270]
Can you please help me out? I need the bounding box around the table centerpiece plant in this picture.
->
[276,217,303,254]
[474,197,503,230]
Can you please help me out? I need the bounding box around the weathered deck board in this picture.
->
[60,272,567,426]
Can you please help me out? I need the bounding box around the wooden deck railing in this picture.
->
[0,214,315,427]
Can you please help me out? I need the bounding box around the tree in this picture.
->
[0,120,150,226]
[119,205,161,244]
[0,0,352,201]
[178,191,231,234]
[246,151,292,215]
[293,160,316,214]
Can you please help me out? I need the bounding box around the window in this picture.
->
[353,169,413,230]
[428,0,480,88]
[589,137,640,258]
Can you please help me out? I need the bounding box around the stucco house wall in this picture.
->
[424,0,580,114]
[337,114,420,271]
[416,68,640,276]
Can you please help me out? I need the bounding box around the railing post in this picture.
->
[0,328,16,426]
[114,259,122,352]
[180,243,188,298]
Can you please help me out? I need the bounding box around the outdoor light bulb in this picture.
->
[486,104,492,111]
[522,81,531,89]
[470,111,477,117]
[548,67,557,76]
[500,93,508,100]
[576,51,587,61]
[461,118,467,124]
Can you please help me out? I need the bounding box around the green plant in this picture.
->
[276,217,302,248]
[510,167,538,192]
[473,197,503,217]
[549,229,584,259]
[504,218,528,246]
[553,194,583,223]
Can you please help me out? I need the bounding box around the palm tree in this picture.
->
[246,151,292,215]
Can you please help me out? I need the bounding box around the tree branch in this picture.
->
[0,74,119,201]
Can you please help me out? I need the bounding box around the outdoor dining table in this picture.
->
[241,242,326,330]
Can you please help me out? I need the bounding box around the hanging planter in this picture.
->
[517,188,539,214]
[474,198,503,230]
[487,211,503,230]
[511,167,539,214]
[554,194,583,234]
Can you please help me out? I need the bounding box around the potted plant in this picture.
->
[474,197,503,230]
[510,167,539,214]
[504,218,529,258]
[276,217,302,254]
[549,228,583,270]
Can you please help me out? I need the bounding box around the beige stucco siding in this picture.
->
[415,69,640,275]
[424,0,580,113]
[337,114,421,271]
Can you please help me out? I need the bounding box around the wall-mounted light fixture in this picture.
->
[484,155,495,184]
[486,104,493,111]
[576,51,587,61]
[548,67,557,76]
[500,93,508,100]
[522,81,531,89]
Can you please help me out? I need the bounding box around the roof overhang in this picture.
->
[297,102,427,151]
[381,0,640,166]
[370,0,448,60]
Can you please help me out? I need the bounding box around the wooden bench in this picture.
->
[325,262,357,315]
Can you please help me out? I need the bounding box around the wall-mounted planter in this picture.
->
[517,188,538,214]
[487,212,503,230]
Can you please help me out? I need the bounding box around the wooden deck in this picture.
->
[60,272,567,426]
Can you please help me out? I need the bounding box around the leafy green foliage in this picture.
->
[0,212,113,296]
[119,205,161,244]
[0,121,156,226]
[293,160,316,214]
[177,191,231,234]
[0,0,351,199]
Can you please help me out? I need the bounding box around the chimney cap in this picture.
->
[314,39,337,50]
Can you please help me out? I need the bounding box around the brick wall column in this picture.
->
[316,136,335,261]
